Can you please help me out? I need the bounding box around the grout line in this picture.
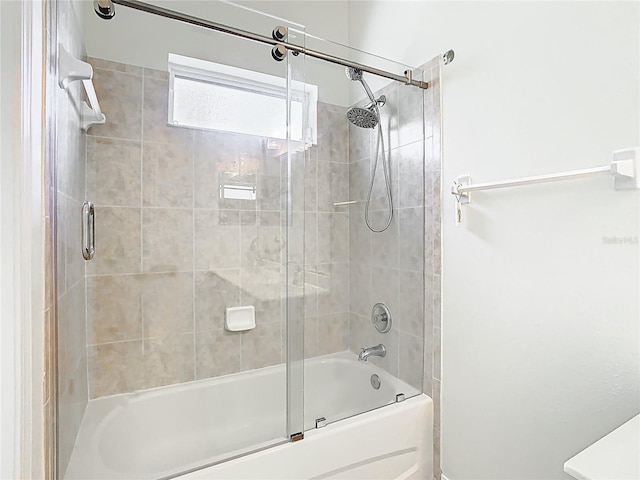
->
[191,128,197,382]
[140,67,145,356]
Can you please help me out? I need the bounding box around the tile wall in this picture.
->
[303,103,351,357]
[85,58,351,398]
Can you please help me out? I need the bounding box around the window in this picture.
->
[168,54,317,143]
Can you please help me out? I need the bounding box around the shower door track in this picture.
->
[111,0,432,89]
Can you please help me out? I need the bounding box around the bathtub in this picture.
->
[65,351,432,480]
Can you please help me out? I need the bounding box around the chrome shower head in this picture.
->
[94,0,115,19]
[347,106,378,129]
[345,66,364,81]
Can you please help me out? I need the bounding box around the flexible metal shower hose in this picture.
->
[364,105,393,233]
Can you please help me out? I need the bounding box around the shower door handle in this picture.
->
[82,201,95,261]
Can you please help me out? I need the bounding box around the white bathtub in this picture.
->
[65,351,432,480]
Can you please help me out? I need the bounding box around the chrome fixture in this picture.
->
[370,374,381,390]
[345,67,393,232]
[272,26,287,41]
[271,44,287,62]
[358,344,386,362]
[396,393,406,403]
[442,49,455,65]
[315,417,327,429]
[82,201,95,261]
[371,303,392,333]
[96,0,448,89]
[93,0,115,19]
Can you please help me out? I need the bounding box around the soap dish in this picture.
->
[225,306,256,332]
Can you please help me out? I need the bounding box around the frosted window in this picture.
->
[167,54,314,142]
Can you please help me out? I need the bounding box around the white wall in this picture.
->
[82,0,350,105]
[1,1,47,478]
[0,2,22,478]
[348,2,639,479]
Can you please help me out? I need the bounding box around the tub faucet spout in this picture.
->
[358,344,386,362]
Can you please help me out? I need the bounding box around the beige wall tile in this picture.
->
[399,332,424,391]
[397,82,425,147]
[317,262,349,315]
[377,83,400,150]
[317,162,349,211]
[194,209,240,270]
[143,334,195,389]
[87,206,141,275]
[240,211,282,268]
[87,137,141,207]
[239,266,283,326]
[348,313,373,354]
[349,205,371,265]
[370,213,398,268]
[143,67,169,80]
[318,313,349,355]
[398,269,425,338]
[349,262,371,318]
[87,275,142,344]
[142,76,193,145]
[142,208,193,272]
[196,329,241,379]
[258,173,281,211]
[371,266,399,317]
[304,152,318,212]
[398,207,424,272]
[195,270,241,331]
[304,316,319,358]
[330,213,349,263]
[348,122,371,163]
[89,334,195,397]
[241,323,282,370]
[57,281,86,395]
[88,57,143,75]
[142,272,194,337]
[89,340,145,397]
[58,360,88,477]
[90,68,142,140]
[398,141,425,209]
[143,142,193,208]
[348,159,369,203]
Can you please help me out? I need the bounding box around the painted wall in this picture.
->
[0,2,22,477]
[348,2,639,479]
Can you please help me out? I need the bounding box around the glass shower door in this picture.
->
[300,40,428,431]
[54,1,307,478]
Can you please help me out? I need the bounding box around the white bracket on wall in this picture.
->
[58,44,106,131]
[451,148,640,225]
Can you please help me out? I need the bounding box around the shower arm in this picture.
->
[108,0,450,90]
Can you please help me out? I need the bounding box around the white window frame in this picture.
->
[167,53,317,144]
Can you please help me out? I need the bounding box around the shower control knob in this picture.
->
[271,44,287,62]
[371,303,392,333]
[272,26,288,41]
